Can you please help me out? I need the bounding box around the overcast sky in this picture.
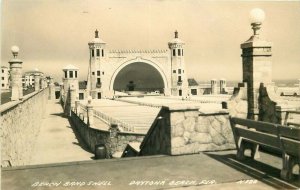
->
[2,0,300,82]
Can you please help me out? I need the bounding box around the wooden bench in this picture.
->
[229,117,300,181]
[284,110,300,128]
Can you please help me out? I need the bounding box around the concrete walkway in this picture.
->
[2,151,299,190]
[30,100,93,165]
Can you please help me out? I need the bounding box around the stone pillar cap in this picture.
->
[9,59,22,63]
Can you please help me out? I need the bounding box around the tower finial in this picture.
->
[95,29,99,38]
[175,30,178,38]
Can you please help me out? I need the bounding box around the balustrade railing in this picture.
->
[93,110,135,132]
[77,102,88,122]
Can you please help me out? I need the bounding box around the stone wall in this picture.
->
[0,88,48,167]
[70,111,145,158]
[258,83,300,125]
[258,84,278,123]
[227,83,248,119]
[170,107,235,155]
[140,106,235,156]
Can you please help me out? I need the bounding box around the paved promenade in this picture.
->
[3,150,299,190]
[30,100,93,165]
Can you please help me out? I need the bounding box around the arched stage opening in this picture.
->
[112,62,165,93]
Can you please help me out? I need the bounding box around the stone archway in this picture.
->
[109,58,169,93]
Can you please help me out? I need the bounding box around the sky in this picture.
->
[2,0,300,82]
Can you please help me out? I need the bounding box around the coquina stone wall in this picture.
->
[258,84,300,125]
[140,106,235,156]
[70,111,145,158]
[227,83,248,119]
[0,89,48,167]
[170,107,235,155]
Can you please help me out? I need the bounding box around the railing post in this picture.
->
[48,77,55,100]
[87,96,94,128]
[75,98,80,114]
[109,123,119,156]
[34,73,41,92]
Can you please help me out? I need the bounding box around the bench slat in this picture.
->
[287,122,300,128]
[236,127,281,149]
[279,125,300,141]
[231,117,278,135]
[281,137,300,158]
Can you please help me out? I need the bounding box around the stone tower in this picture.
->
[87,29,106,99]
[168,31,188,96]
[241,9,272,119]
[220,79,226,94]
[62,64,79,99]
[9,46,23,101]
[211,79,218,95]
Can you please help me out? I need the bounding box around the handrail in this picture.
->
[93,109,135,132]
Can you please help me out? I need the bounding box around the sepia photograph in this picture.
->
[1,0,300,189]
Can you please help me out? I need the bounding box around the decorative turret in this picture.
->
[87,29,106,99]
[211,79,217,95]
[220,79,227,94]
[62,64,79,99]
[168,30,188,97]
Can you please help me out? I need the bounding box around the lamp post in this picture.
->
[241,8,272,120]
[9,46,23,101]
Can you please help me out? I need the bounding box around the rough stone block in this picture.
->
[183,131,191,143]
[211,119,222,133]
[183,117,196,132]
[190,133,212,144]
[215,116,227,125]
[171,122,184,137]
[170,112,185,125]
[171,137,185,148]
[184,111,198,118]
[195,118,209,133]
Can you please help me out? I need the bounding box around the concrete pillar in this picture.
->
[75,98,80,114]
[211,79,217,95]
[70,84,76,112]
[41,77,46,89]
[241,9,272,119]
[48,77,55,100]
[59,82,64,102]
[34,74,40,92]
[87,96,94,127]
[9,46,23,101]
[109,123,119,156]
[220,79,226,94]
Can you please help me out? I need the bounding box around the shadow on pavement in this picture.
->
[50,112,69,118]
[204,152,300,189]
[67,118,94,155]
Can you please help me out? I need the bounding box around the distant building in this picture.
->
[78,81,88,100]
[188,78,200,96]
[22,69,44,89]
[1,66,10,90]
[86,30,189,99]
